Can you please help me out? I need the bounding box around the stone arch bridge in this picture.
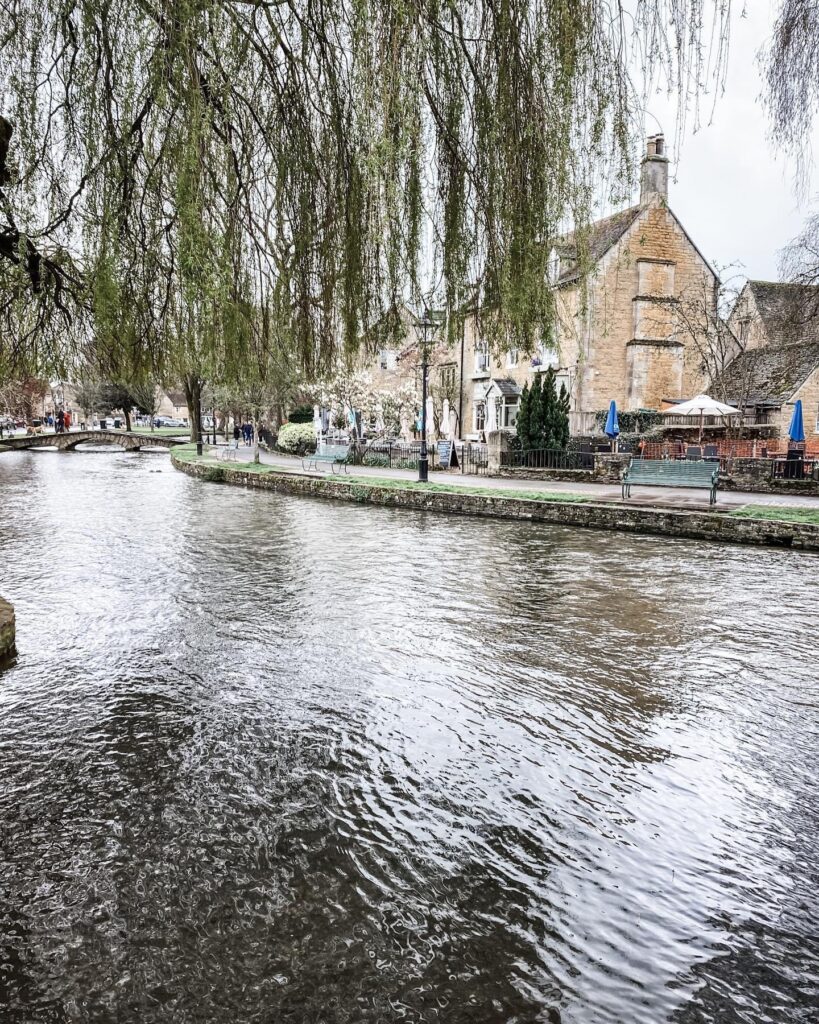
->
[0,430,188,453]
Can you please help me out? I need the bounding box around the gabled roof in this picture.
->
[743,281,819,346]
[486,377,521,397]
[712,340,819,406]
[556,205,643,284]
[166,390,187,407]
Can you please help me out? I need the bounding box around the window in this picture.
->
[507,348,518,368]
[738,319,750,344]
[502,399,519,427]
[379,349,397,371]
[474,400,486,432]
[439,363,456,390]
[475,347,489,372]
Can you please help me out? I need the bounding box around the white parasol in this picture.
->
[663,394,740,441]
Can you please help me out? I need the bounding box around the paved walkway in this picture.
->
[221,445,819,511]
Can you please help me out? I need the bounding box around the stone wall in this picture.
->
[172,452,819,552]
[720,458,819,496]
[0,597,15,661]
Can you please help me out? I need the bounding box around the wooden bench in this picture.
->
[622,458,720,505]
[302,443,350,474]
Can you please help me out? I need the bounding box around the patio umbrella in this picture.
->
[604,400,620,452]
[662,393,740,442]
[448,407,458,441]
[788,399,806,444]
[426,395,435,439]
[442,398,450,438]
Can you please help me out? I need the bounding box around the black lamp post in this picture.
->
[418,308,434,483]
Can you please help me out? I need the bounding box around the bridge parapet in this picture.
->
[0,430,185,452]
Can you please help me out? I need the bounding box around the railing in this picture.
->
[635,439,819,462]
[334,439,487,474]
[500,447,594,471]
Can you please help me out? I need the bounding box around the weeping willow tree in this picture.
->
[0,0,733,394]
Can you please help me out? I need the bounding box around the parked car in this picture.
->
[154,416,186,428]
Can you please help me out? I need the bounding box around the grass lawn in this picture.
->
[730,505,819,526]
[173,445,589,503]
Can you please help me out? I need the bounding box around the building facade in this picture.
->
[364,136,719,441]
[718,281,819,440]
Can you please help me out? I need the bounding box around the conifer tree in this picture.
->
[541,366,559,449]
[516,381,531,450]
[528,375,544,449]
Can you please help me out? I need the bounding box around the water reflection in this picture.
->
[0,450,817,1023]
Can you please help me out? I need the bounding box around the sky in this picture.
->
[634,0,819,284]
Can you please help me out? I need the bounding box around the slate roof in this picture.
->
[746,281,819,346]
[488,378,522,397]
[556,205,644,284]
[713,340,819,406]
[166,390,187,407]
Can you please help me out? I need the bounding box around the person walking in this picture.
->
[64,409,71,431]
[56,409,65,434]
[233,421,240,445]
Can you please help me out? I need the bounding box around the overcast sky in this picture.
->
[636,0,819,284]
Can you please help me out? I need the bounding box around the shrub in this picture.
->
[202,465,227,483]
[276,422,317,454]
[288,404,314,423]
[362,452,390,468]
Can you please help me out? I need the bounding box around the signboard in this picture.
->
[438,440,453,469]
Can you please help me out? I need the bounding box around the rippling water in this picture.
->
[1,448,818,1023]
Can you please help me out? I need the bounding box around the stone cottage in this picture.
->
[459,134,719,437]
[364,136,719,441]
[716,281,819,441]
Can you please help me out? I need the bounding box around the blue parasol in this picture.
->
[604,400,620,439]
[788,399,805,444]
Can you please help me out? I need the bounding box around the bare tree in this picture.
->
[669,269,746,401]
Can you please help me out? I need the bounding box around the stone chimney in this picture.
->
[640,134,669,203]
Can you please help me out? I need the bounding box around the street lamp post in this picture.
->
[418,308,434,483]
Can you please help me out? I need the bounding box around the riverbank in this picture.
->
[172,446,819,551]
[0,597,15,661]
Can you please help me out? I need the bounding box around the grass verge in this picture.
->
[172,445,589,503]
[730,505,819,526]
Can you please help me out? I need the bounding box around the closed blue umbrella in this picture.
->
[788,399,805,444]
[604,400,620,439]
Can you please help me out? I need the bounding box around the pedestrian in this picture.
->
[242,422,250,445]
[248,421,254,444]
[64,409,71,431]
[56,409,65,434]
[233,421,240,444]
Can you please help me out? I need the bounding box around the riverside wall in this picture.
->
[172,453,819,552]
[0,597,15,661]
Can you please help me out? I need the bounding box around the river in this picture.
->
[0,448,817,1023]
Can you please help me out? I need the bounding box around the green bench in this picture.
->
[302,443,350,474]
[622,458,720,505]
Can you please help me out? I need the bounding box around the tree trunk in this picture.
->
[183,375,203,445]
[124,407,132,432]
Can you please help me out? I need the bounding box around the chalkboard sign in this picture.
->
[437,440,453,468]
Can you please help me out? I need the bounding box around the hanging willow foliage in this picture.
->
[0,0,731,382]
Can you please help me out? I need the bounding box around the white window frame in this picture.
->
[474,400,486,432]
